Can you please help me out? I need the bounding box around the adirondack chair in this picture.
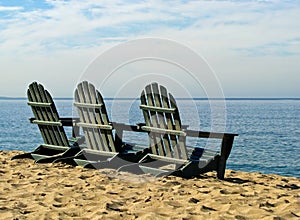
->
[119,82,238,179]
[70,81,148,168]
[11,82,82,164]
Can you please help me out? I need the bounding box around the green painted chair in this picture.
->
[11,82,82,164]
[119,82,238,179]
[71,81,148,169]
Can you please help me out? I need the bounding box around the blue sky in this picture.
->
[0,0,299,98]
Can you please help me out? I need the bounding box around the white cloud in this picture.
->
[0,0,300,97]
[1,0,299,53]
[0,6,22,11]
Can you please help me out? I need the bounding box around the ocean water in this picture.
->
[0,99,299,178]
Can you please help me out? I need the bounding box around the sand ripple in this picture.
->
[0,151,299,219]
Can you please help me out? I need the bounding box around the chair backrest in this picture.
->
[27,82,69,147]
[140,82,188,160]
[74,81,118,152]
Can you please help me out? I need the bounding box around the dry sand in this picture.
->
[0,150,299,220]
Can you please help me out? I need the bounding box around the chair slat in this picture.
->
[37,84,62,146]
[160,85,180,159]
[94,85,117,152]
[88,83,110,152]
[141,90,157,155]
[78,82,100,151]
[152,82,172,157]
[75,83,96,151]
[74,81,118,153]
[27,101,52,107]
[74,102,103,108]
[31,120,62,126]
[27,82,70,148]
[169,93,188,160]
[76,122,113,130]
[35,84,59,146]
[32,83,59,146]
[145,84,165,155]
[84,82,105,152]
[141,83,188,160]
[27,83,52,145]
[44,90,69,147]
[140,105,176,113]
[141,126,186,136]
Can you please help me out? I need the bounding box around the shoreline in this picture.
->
[1,97,300,101]
[0,150,299,219]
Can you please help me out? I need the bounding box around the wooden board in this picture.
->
[140,82,188,160]
[74,81,117,153]
[27,82,69,147]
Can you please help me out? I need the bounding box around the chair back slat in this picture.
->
[88,82,111,152]
[140,82,188,160]
[74,81,117,152]
[76,81,101,151]
[160,85,179,159]
[27,82,69,147]
[169,93,188,160]
[74,83,92,150]
[140,90,158,155]
[145,84,165,155]
[152,83,172,157]
[95,85,117,152]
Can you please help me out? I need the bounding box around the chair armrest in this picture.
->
[29,117,80,127]
[185,129,238,139]
[59,117,80,126]
[184,129,238,179]
[136,123,146,129]
[112,122,142,132]
[29,117,81,138]
[136,123,189,130]
[182,125,189,129]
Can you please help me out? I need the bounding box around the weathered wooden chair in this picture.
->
[71,81,148,168]
[11,82,82,163]
[119,82,238,179]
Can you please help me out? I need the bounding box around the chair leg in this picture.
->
[217,162,225,180]
[11,152,34,160]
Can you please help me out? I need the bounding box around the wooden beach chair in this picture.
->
[119,82,238,179]
[11,82,82,163]
[70,81,148,168]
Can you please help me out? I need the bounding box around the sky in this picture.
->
[0,0,299,98]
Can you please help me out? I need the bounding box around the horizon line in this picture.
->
[1,96,300,101]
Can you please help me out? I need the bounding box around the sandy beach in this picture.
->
[0,150,299,219]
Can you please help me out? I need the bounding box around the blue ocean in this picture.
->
[0,99,299,178]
